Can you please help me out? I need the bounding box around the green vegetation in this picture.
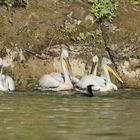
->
[0,0,27,8]
[94,28,103,44]
[17,25,33,35]
[88,0,118,22]
[0,0,28,24]
[65,28,103,44]
[61,19,103,44]
[131,0,140,5]
[61,26,77,34]
[71,32,93,41]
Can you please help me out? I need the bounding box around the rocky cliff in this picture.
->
[0,0,139,89]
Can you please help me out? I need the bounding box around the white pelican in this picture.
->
[67,55,99,87]
[76,57,123,92]
[37,48,73,91]
[74,85,94,97]
[70,55,99,86]
[0,58,15,91]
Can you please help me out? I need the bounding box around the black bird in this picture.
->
[74,85,94,97]
[84,85,94,97]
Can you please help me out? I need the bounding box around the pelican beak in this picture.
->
[63,58,73,76]
[106,65,124,84]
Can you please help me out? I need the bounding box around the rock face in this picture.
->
[101,1,140,88]
[10,44,108,89]
[0,0,140,89]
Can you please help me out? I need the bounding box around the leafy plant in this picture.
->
[131,0,140,5]
[71,32,93,41]
[0,0,28,8]
[88,0,118,22]
[61,26,77,34]
[0,0,28,24]
[17,25,33,35]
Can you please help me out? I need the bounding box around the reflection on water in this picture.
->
[0,89,140,140]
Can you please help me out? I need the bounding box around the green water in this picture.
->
[0,89,140,140]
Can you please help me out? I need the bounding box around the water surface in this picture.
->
[0,89,140,140]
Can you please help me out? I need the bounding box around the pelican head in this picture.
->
[61,48,72,76]
[92,55,99,63]
[102,57,123,84]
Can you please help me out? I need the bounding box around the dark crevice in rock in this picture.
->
[100,25,118,71]
[100,25,124,88]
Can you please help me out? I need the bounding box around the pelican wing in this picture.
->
[0,75,15,91]
[5,75,15,91]
[76,74,105,89]
[38,72,64,89]
[49,72,65,83]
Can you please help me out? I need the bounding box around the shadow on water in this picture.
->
[0,88,140,97]
[0,89,140,140]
